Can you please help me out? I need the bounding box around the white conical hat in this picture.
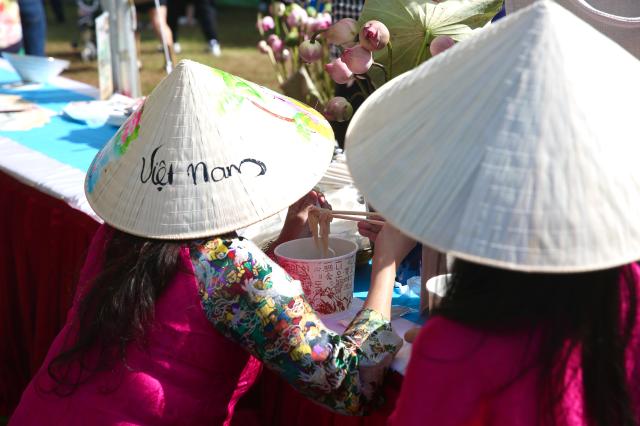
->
[86,60,335,239]
[346,0,640,272]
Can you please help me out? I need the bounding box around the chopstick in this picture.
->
[331,214,386,226]
[310,207,386,226]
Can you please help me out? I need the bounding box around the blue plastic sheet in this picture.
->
[0,67,117,172]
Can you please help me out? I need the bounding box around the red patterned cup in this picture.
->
[274,237,357,314]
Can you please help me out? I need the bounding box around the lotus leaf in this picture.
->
[358,0,503,79]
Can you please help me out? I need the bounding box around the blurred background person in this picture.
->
[135,0,176,70]
[45,0,65,23]
[0,0,22,53]
[17,0,46,56]
[167,0,221,57]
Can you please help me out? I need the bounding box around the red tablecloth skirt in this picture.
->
[0,170,401,423]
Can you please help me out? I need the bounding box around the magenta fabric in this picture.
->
[389,264,640,426]
[10,224,262,426]
[0,171,100,416]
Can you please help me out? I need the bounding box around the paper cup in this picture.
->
[275,237,357,314]
[426,274,450,311]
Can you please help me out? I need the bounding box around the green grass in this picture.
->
[46,5,279,95]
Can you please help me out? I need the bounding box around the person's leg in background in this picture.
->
[193,0,220,56]
[47,0,65,23]
[17,0,47,56]
[148,1,176,69]
[167,0,185,53]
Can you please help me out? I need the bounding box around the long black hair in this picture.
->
[434,259,638,426]
[47,228,183,395]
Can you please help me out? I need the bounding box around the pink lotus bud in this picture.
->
[259,16,275,32]
[286,6,307,28]
[323,18,357,46]
[299,40,323,63]
[324,58,353,84]
[269,1,285,17]
[430,35,455,56]
[340,45,373,74]
[271,38,284,53]
[267,34,284,53]
[359,20,390,52]
[257,40,269,54]
[314,16,331,31]
[318,12,332,26]
[304,17,316,33]
[323,97,353,122]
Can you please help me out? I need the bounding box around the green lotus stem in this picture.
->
[349,92,366,103]
[311,31,325,43]
[267,48,284,85]
[322,49,333,100]
[257,12,264,37]
[305,63,329,104]
[415,30,430,68]
[362,73,377,91]
[387,41,393,78]
[354,77,370,96]
[371,62,389,82]
[275,14,282,37]
[293,45,298,71]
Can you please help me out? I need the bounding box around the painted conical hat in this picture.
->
[86,60,335,239]
[346,0,640,272]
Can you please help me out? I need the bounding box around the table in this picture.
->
[0,64,421,422]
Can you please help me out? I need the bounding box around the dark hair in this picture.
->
[47,229,182,395]
[434,259,638,426]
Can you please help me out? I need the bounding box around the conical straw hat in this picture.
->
[346,0,640,272]
[86,60,335,239]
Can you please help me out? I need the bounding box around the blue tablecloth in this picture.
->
[0,66,424,324]
[0,67,116,171]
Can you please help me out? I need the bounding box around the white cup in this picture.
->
[274,237,357,314]
[426,273,450,311]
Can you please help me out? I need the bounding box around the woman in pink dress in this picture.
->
[9,61,403,425]
[346,2,640,425]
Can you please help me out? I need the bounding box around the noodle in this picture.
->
[309,208,333,258]
[308,211,320,252]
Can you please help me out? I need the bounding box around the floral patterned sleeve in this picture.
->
[190,237,402,415]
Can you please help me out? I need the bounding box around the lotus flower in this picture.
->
[359,20,390,52]
[267,34,284,53]
[269,1,285,17]
[323,18,358,46]
[299,40,323,63]
[324,97,353,122]
[258,16,275,32]
[430,35,455,56]
[317,13,332,28]
[314,18,331,31]
[341,45,373,74]
[286,5,308,27]
[257,40,269,54]
[325,58,353,84]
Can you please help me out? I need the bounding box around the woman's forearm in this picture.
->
[363,253,398,319]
